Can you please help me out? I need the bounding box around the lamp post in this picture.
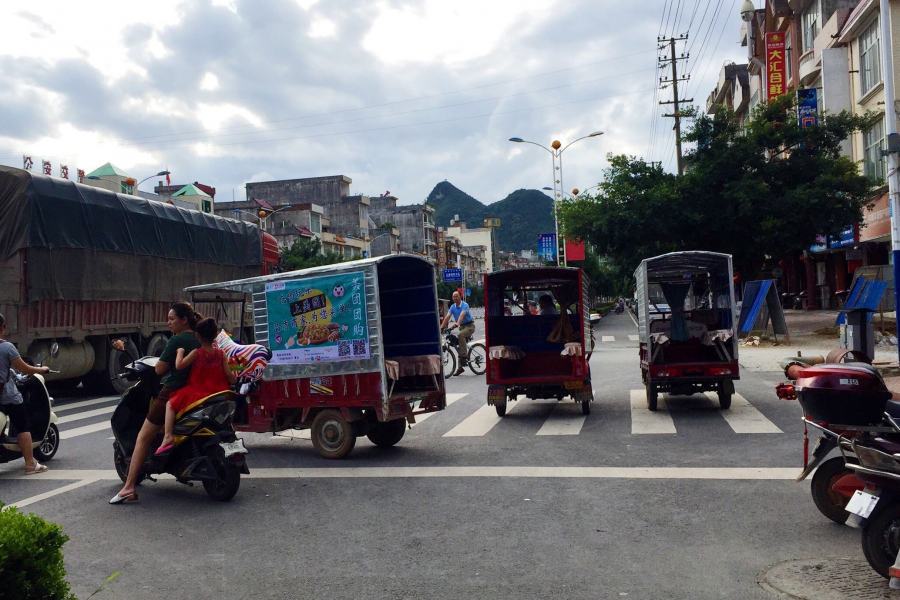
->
[367,231,392,257]
[136,170,170,191]
[257,205,292,230]
[510,131,603,266]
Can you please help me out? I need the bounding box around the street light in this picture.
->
[136,170,170,190]
[512,131,604,266]
[254,205,292,230]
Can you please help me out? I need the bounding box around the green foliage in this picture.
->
[427,182,555,252]
[379,222,395,230]
[280,238,343,271]
[558,95,879,278]
[0,504,76,600]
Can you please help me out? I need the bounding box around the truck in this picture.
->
[0,165,280,394]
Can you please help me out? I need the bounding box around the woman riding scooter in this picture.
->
[0,313,51,474]
[109,302,201,504]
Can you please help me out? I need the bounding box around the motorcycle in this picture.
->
[110,356,249,501]
[613,301,624,314]
[0,361,60,466]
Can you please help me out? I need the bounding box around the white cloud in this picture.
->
[196,103,262,131]
[308,17,337,39]
[200,72,220,91]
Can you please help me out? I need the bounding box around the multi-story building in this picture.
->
[369,195,438,262]
[446,219,496,273]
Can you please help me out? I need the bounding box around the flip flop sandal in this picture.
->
[25,463,48,474]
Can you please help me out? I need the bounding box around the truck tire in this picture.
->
[85,339,138,395]
[311,409,356,459]
[145,333,169,357]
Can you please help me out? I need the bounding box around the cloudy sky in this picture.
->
[0,0,745,206]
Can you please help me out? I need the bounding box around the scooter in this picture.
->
[110,356,249,501]
[0,361,60,466]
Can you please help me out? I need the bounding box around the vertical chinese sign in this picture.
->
[42,160,52,175]
[537,233,558,263]
[766,32,786,99]
[265,271,369,365]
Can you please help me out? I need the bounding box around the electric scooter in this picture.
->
[0,362,60,466]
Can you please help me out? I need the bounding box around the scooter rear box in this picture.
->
[796,363,892,426]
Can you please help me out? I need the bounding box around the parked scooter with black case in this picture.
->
[0,358,60,466]
[110,356,249,501]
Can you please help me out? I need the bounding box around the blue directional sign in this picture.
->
[443,268,462,282]
[465,288,471,297]
[538,233,557,262]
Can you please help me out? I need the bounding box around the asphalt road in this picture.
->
[0,312,871,599]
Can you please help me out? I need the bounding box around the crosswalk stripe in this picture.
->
[628,335,639,342]
[53,396,118,413]
[56,405,117,425]
[59,421,110,440]
[415,393,467,423]
[601,336,615,342]
[443,400,528,437]
[536,402,587,435]
[630,389,676,434]
[704,392,783,434]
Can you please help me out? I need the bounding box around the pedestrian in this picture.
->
[110,301,201,504]
[0,313,51,474]
[440,291,475,376]
[157,317,236,454]
[538,294,559,316]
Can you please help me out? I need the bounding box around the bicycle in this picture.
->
[441,328,486,378]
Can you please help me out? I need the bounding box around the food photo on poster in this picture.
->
[264,271,369,365]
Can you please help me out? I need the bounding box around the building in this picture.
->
[369,195,438,261]
[169,183,214,214]
[705,63,751,121]
[446,219,496,273]
[82,163,136,195]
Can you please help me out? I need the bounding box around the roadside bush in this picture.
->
[0,503,75,600]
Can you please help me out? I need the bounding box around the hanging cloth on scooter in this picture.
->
[660,282,691,342]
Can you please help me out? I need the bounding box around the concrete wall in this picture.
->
[245,175,351,206]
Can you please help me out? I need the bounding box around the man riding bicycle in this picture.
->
[440,291,475,376]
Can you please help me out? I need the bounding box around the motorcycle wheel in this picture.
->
[810,456,857,524]
[861,498,900,578]
[113,445,130,483]
[33,424,59,462]
[202,449,241,502]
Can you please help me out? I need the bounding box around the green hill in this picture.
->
[426,182,555,252]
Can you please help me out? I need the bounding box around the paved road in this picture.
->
[0,313,874,599]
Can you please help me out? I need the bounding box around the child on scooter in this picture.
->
[157,317,236,454]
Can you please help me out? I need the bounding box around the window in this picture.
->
[860,18,882,96]
[359,205,368,222]
[121,181,133,194]
[802,0,820,53]
[864,118,886,180]
[310,213,321,233]
[343,246,352,259]
[202,200,211,213]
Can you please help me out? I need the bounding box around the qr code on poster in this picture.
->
[338,340,351,357]
[352,339,367,356]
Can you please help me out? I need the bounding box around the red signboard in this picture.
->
[766,32,786,99]
[565,239,586,262]
[860,193,891,242]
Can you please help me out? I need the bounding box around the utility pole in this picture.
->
[880,0,900,371]
[658,36,692,176]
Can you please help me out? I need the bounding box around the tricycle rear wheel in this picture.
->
[581,400,591,415]
[646,383,658,411]
[495,400,507,417]
[366,419,407,448]
[311,409,357,459]
[717,382,732,409]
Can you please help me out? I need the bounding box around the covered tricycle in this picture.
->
[185,255,447,459]
[484,267,593,416]
[635,251,739,411]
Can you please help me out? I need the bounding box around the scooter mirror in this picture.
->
[50,342,59,358]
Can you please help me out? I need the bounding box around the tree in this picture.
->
[280,238,343,271]
[558,95,879,278]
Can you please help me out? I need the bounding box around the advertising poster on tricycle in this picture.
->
[264,271,369,365]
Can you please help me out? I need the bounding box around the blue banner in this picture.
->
[538,233,557,262]
[443,268,462,282]
[797,88,817,128]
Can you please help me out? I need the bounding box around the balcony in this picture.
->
[798,50,820,86]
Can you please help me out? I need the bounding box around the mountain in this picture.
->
[426,181,555,252]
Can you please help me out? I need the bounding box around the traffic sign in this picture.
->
[443,268,462,282]
[465,288,471,296]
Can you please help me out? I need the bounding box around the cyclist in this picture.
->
[440,291,475,376]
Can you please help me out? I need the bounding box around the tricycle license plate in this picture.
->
[221,439,249,458]
[845,490,879,518]
[564,381,583,390]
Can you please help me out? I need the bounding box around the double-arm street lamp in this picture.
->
[234,205,292,229]
[510,131,603,266]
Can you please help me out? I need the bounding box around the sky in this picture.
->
[0,0,746,206]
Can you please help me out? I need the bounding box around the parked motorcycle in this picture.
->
[110,356,249,501]
[0,362,60,466]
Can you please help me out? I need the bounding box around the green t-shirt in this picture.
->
[158,331,201,389]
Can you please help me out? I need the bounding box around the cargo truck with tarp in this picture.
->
[0,166,279,393]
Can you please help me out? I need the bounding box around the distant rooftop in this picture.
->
[86,162,130,178]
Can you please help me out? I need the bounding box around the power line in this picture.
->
[682,0,726,98]
[107,48,657,145]
[689,0,738,98]
[120,67,656,149]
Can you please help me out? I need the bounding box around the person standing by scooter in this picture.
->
[0,313,50,474]
[109,302,201,504]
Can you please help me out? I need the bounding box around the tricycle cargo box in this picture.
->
[796,363,892,426]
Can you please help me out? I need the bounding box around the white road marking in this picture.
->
[536,402,587,435]
[415,393,467,423]
[52,396,118,413]
[56,405,117,425]
[628,335,639,342]
[704,392,783,434]
[4,477,102,510]
[601,336,615,342]
[443,400,527,437]
[59,421,110,439]
[627,309,639,328]
[2,467,801,482]
[630,389,676,434]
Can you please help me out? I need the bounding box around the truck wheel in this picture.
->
[311,409,357,459]
[108,339,138,395]
[33,424,59,461]
[366,419,406,448]
[646,383,658,411]
[145,333,169,357]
